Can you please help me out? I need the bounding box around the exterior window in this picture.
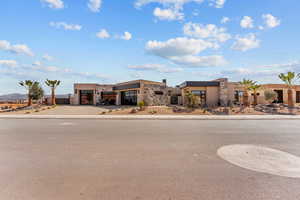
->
[296,91,300,103]
[234,91,243,103]
[121,90,138,105]
[191,90,206,106]
[191,90,205,96]
[155,91,164,95]
[75,89,78,94]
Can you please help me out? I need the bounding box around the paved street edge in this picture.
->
[1,115,300,120]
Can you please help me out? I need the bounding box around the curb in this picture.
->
[1,115,300,120]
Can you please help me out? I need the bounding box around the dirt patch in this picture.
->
[107,105,300,115]
[0,103,27,109]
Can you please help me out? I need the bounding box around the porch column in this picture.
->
[116,92,121,105]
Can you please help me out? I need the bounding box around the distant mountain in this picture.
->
[0,93,72,102]
[0,93,27,101]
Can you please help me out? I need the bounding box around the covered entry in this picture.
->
[121,90,138,105]
[80,90,94,105]
[274,90,283,103]
[101,92,117,105]
[297,91,300,103]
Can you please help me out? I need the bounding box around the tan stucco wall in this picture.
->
[73,84,114,105]
[181,86,219,107]
[206,87,219,106]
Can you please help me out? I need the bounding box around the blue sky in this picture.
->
[0,0,300,94]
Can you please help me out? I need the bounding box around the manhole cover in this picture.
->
[217,144,300,178]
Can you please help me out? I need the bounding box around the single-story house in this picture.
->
[72,78,300,107]
[73,79,168,106]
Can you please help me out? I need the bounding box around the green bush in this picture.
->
[264,90,278,104]
[138,101,145,111]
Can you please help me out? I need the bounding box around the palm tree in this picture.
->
[239,79,255,107]
[249,84,261,106]
[278,72,299,108]
[45,79,61,105]
[19,80,39,106]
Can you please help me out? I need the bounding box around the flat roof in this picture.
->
[180,81,220,88]
[115,79,164,86]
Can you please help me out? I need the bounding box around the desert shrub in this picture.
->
[130,108,138,114]
[149,110,157,115]
[264,90,278,104]
[138,101,145,111]
[185,91,198,108]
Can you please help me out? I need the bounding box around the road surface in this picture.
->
[0,119,300,200]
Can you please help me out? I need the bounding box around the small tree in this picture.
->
[249,84,261,106]
[185,91,197,108]
[19,80,40,106]
[278,72,299,108]
[239,79,256,107]
[31,82,44,102]
[264,90,278,104]
[45,79,61,105]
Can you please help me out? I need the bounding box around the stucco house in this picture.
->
[73,79,168,106]
[72,78,300,107]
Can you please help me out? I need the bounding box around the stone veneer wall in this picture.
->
[217,78,229,106]
[143,84,169,106]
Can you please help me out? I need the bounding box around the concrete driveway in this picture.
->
[35,105,110,115]
[0,105,112,115]
[0,119,300,200]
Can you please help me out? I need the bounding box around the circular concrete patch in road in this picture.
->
[217,145,300,178]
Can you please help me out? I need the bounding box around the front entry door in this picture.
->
[274,90,283,103]
[296,91,300,103]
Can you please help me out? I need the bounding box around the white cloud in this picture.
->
[41,0,64,9]
[42,54,54,61]
[96,29,110,39]
[0,60,18,68]
[153,7,184,21]
[128,63,183,73]
[231,33,260,52]
[45,66,62,72]
[1,62,110,82]
[146,37,226,67]
[121,32,132,40]
[88,0,102,12]
[210,0,226,8]
[169,55,227,67]
[221,17,230,24]
[183,22,231,43]
[135,0,204,9]
[135,0,207,22]
[49,22,82,31]
[258,26,264,30]
[240,16,254,29]
[0,40,34,56]
[130,71,143,79]
[262,14,281,28]
[146,37,217,57]
[219,62,300,81]
[33,61,42,67]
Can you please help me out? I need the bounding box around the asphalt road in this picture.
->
[0,119,300,200]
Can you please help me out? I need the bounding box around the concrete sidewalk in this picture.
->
[1,114,300,120]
